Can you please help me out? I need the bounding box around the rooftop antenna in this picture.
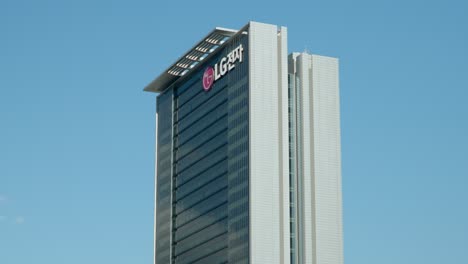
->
[304,45,310,54]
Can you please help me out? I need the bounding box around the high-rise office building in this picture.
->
[145,21,343,264]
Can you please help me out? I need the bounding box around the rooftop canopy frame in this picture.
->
[144,27,238,93]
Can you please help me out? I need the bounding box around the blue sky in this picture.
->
[1,0,467,263]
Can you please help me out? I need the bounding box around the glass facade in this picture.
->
[155,87,174,264]
[155,34,249,264]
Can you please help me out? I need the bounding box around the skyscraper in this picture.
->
[145,21,343,264]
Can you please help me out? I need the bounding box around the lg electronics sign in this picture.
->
[202,44,244,91]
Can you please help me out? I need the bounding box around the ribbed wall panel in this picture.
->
[310,55,343,264]
[289,53,343,264]
[278,26,291,264]
[248,21,282,264]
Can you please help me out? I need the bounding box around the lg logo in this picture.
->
[201,44,244,92]
[202,66,215,91]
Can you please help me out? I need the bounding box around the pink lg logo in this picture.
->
[202,67,214,91]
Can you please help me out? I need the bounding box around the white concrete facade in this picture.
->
[247,23,343,264]
[289,53,343,264]
[248,21,290,264]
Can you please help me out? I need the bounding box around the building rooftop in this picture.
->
[144,27,237,93]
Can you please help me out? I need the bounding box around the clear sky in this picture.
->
[1,0,467,263]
